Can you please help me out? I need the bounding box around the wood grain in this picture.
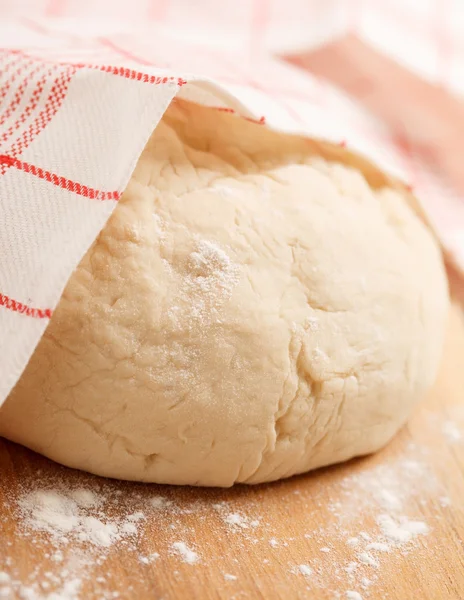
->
[0,298,463,600]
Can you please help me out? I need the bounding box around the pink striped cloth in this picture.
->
[1,0,463,406]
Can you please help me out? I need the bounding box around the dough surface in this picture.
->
[0,100,449,486]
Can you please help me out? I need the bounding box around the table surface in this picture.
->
[0,289,463,600]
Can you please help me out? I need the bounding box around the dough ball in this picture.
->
[0,100,448,486]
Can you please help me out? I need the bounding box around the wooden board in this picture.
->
[0,293,463,600]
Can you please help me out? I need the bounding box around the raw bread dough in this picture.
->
[0,100,449,486]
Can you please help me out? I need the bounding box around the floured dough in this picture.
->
[0,100,449,486]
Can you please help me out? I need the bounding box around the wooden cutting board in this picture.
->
[0,288,463,600]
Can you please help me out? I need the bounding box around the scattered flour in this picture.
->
[19,490,80,534]
[5,485,157,598]
[213,506,261,532]
[365,542,389,552]
[377,489,401,511]
[269,538,279,547]
[376,514,429,544]
[360,577,372,589]
[298,564,312,577]
[1,443,440,599]
[19,578,81,600]
[224,513,249,529]
[126,511,145,522]
[139,553,159,565]
[120,522,138,535]
[51,551,64,563]
[69,489,101,509]
[149,496,172,510]
[171,542,199,564]
[17,488,143,549]
[357,552,379,568]
[345,561,359,575]
[346,592,363,600]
